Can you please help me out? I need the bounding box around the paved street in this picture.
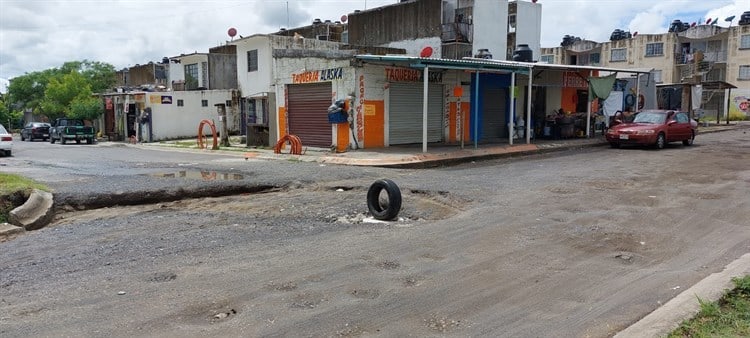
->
[1,129,750,337]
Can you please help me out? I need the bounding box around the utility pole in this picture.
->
[216,103,230,147]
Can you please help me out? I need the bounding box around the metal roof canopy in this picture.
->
[656,81,737,90]
[354,55,653,152]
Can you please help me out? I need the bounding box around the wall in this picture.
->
[347,0,442,47]
[384,37,442,58]
[473,0,508,59]
[273,57,356,149]
[233,36,274,99]
[144,90,238,141]
[727,25,750,88]
[513,0,542,61]
[173,54,209,89]
[208,53,238,90]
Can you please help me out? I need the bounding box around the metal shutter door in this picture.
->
[389,83,443,145]
[287,83,332,147]
[481,87,507,140]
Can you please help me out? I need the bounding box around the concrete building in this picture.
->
[540,19,750,120]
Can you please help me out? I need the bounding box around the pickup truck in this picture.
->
[49,118,96,144]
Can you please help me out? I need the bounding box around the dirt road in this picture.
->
[2,129,749,337]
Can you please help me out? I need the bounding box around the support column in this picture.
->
[526,69,533,144]
[509,72,516,146]
[423,66,429,153]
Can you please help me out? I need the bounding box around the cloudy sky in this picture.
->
[0,0,746,92]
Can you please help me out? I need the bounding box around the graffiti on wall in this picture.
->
[356,75,365,142]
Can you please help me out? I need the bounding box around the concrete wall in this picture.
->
[728,25,750,85]
[513,0,542,61]
[144,90,238,141]
[273,56,355,148]
[347,0,442,46]
[472,0,508,59]
[208,53,238,90]
[384,37,442,58]
[234,36,274,99]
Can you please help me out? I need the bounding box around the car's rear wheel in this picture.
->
[655,133,666,149]
[61,138,67,145]
[20,134,25,141]
[683,132,694,146]
[50,135,55,144]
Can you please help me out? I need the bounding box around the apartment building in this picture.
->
[540,20,750,119]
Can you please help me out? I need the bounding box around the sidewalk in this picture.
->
[134,122,746,168]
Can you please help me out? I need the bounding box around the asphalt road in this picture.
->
[1,129,749,337]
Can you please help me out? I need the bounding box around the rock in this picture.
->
[8,189,54,231]
[117,291,127,295]
[0,222,25,238]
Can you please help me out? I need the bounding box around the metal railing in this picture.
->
[674,50,727,64]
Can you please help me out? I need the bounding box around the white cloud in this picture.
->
[0,0,746,80]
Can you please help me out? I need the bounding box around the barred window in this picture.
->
[247,49,258,72]
[646,43,663,56]
[611,48,627,62]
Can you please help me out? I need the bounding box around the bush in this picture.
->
[729,111,747,121]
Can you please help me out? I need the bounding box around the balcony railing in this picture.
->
[441,23,473,43]
[674,50,728,64]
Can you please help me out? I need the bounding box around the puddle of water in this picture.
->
[150,170,244,181]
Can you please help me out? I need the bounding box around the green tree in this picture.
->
[69,95,103,121]
[7,60,115,120]
[41,72,93,120]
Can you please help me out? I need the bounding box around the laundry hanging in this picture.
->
[588,73,618,101]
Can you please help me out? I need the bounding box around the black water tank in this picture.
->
[512,44,533,62]
[474,48,493,59]
[739,11,750,25]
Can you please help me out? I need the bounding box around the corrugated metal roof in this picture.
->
[355,55,531,74]
[355,55,654,75]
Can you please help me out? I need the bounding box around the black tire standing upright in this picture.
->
[367,179,402,221]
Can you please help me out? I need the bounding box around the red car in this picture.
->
[605,110,697,149]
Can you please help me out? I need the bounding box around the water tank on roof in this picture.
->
[512,44,533,62]
[474,48,493,59]
[739,11,750,25]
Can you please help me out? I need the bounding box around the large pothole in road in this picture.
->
[51,183,473,228]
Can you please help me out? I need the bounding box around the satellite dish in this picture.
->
[706,18,712,24]
[725,15,736,22]
[633,31,638,37]
[532,0,538,2]
[691,22,696,27]
[228,27,237,38]
[420,46,433,58]
[341,15,348,23]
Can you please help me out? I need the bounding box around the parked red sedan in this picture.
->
[605,110,697,149]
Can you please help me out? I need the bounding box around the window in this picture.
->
[741,34,750,49]
[226,100,232,106]
[675,113,689,123]
[247,49,258,72]
[590,53,600,65]
[652,69,663,83]
[646,43,663,56]
[740,65,750,80]
[201,100,209,107]
[611,48,627,62]
[177,99,184,107]
[540,54,554,63]
[184,63,199,90]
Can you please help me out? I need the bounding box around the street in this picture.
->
[1,129,750,337]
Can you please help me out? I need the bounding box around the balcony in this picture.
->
[674,50,728,65]
[441,23,473,43]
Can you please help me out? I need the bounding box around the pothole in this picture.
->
[147,170,245,181]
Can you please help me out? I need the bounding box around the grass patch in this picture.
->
[668,275,750,337]
[0,173,49,223]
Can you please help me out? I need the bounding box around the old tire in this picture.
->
[367,179,402,221]
[655,133,665,149]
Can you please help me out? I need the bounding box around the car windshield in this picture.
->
[633,112,666,124]
[0,124,7,134]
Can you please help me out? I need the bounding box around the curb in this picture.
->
[615,253,750,337]
[9,189,55,231]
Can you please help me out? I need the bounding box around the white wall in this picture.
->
[177,54,209,88]
[273,57,356,147]
[145,90,237,141]
[233,36,274,98]
[515,1,542,61]
[384,37,443,58]
[473,0,508,59]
